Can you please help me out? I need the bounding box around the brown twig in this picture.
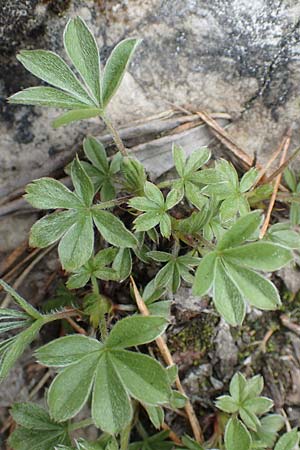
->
[259,130,292,239]
[161,422,182,445]
[264,145,300,184]
[130,276,204,443]
[65,316,87,335]
[253,139,287,188]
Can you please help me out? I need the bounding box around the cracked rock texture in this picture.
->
[1,0,300,249]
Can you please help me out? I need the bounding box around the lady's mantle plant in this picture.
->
[1,15,299,450]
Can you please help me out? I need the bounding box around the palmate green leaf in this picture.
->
[29,210,78,248]
[173,143,186,177]
[184,147,211,175]
[9,427,70,450]
[106,315,168,348]
[9,87,91,109]
[274,429,300,450]
[121,156,147,196]
[193,252,217,296]
[159,213,172,238]
[267,223,300,249]
[229,372,248,402]
[214,258,245,326]
[15,50,93,105]
[284,168,297,192]
[71,157,94,207]
[253,415,284,448]
[92,353,132,434]
[48,352,100,422]
[223,261,281,310]
[244,397,273,415]
[64,17,101,105]
[239,407,261,431]
[58,212,94,271]
[240,168,258,193]
[38,316,172,434]
[53,108,102,128]
[10,402,61,431]
[112,248,132,281]
[217,210,262,250]
[35,335,102,367]
[225,418,252,450]
[144,404,164,429]
[144,181,164,206]
[92,209,137,248]
[102,38,141,107]
[133,211,161,232]
[0,318,44,380]
[111,349,171,404]
[25,178,83,210]
[83,137,109,173]
[215,395,239,413]
[67,247,118,289]
[223,242,293,271]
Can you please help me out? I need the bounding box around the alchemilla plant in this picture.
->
[2,15,300,450]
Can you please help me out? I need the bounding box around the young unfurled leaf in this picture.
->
[67,247,118,289]
[102,38,141,107]
[64,17,101,105]
[172,145,211,210]
[129,182,180,238]
[225,418,252,450]
[121,156,147,196]
[81,137,120,201]
[37,316,172,434]
[148,252,200,293]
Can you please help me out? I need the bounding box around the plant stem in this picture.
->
[91,276,108,339]
[102,113,128,157]
[120,422,132,450]
[69,417,94,431]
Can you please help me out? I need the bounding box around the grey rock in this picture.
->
[213,320,238,379]
[1,0,300,239]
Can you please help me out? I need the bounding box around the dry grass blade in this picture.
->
[259,131,292,239]
[253,138,287,188]
[130,276,204,443]
[264,144,300,184]
[193,109,254,169]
